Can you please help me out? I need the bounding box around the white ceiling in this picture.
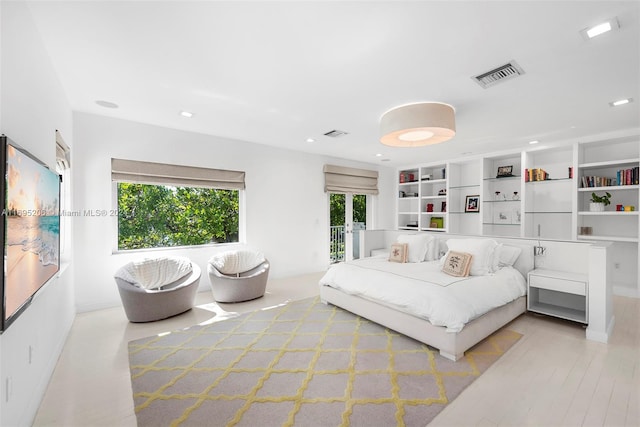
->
[26,1,640,167]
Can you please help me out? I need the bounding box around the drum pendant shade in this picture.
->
[380,102,456,147]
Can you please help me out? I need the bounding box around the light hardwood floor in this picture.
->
[34,273,639,426]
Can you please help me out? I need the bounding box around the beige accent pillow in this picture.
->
[445,238,498,276]
[442,251,473,277]
[389,243,408,263]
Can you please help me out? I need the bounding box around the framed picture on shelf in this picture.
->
[493,210,512,224]
[465,195,480,213]
[496,165,514,178]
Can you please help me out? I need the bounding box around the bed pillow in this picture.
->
[397,234,433,263]
[441,251,473,277]
[445,238,498,276]
[498,244,522,268]
[423,237,440,261]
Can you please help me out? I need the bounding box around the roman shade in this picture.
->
[111,158,245,190]
[55,130,70,170]
[323,164,379,195]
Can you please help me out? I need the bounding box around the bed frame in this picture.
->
[320,238,535,361]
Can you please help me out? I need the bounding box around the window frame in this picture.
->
[111,181,245,253]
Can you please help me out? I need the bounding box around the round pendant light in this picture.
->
[380,102,456,147]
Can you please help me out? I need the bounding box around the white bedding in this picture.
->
[319,255,527,333]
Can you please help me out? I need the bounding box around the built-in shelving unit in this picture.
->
[448,159,482,235]
[482,154,523,237]
[397,164,447,232]
[523,146,574,240]
[395,133,640,297]
[576,139,639,241]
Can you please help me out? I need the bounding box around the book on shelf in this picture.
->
[582,167,639,187]
[525,168,549,182]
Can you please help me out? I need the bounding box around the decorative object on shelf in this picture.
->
[380,102,456,147]
[568,167,573,178]
[441,201,446,212]
[512,191,519,200]
[399,172,416,183]
[430,216,444,228]
[616,204,623,211]
[493,210,511,224]
[422,174,432,181]
[406,221,418,228]
[589,192,611,212]
[512,208,521,224]
[399,190,405,198]
[438,188,447,196]
[496,165,514,178]
[404,192,418,197]
[465,195,480,213]
[426,203,434,212]
[624,205,635,212]
[494,191,501,200]
[579,226,593,235]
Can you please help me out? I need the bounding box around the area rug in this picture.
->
[128,296,521,427]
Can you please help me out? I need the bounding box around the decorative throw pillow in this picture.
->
[445,238,498,276]
[209,249,266,275]
[116,256,193,290]
[397,234,433,263]
[442,251,473,277]
[389,243,408,263]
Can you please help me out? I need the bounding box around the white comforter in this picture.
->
[319,256,527,332]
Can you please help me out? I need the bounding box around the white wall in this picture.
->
[0,1,75,425]
[73,112,396,312]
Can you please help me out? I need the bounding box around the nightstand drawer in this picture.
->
[529,275,586,296]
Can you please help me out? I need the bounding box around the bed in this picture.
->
[319,236,534,361]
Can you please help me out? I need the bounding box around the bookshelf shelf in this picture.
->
[578,185,639,191]
[579,158,640,169]
[577,235,639,243]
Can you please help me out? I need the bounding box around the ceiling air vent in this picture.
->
[472,61,525,89]
[324,129,349,138]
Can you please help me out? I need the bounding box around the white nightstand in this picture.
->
[527,269,588,324]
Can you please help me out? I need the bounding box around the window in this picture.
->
[116,183,239,250]
[111,158,245,251]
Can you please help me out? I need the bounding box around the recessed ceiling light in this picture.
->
[580,17,619,40]
[529,140,540,145]
[180,111,194,118]
[609,98,633,107]
[375,153,383,157]
[306,138,315,143]
[95,100,119,109]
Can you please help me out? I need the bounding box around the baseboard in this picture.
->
[586,315,615,343]
[613,285,639,299]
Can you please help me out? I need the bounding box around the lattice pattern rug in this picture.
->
[128,296,521,427]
